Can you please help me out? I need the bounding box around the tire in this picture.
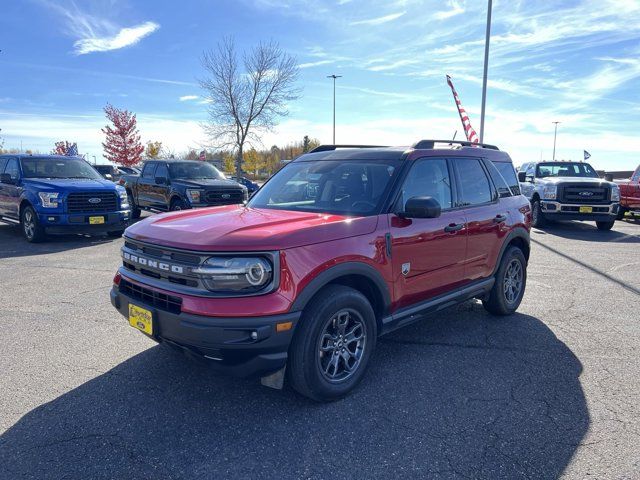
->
[170,198,187,211]
[107,230,125,238]
[21,205,46,243]
[596,220,615,231]
[128,193,141,219]
[483,246,527,316]
[531,199,546,228]
[287,285,377,402]
[616,208,626,220]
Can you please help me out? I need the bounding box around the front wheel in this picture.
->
[287,285,377,402]
[107,230,125,238]
[483,246,527,316]
[616,208,626,220]
[531,199,546,228]
[596,220,615,231]
[21,205,46,243]
[170,198,188,211]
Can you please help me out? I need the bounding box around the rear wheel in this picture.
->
[483,246,527,316]
[596,220,615,231]
[531,199,546,228]
[287,285,376,402]
[21,205,46,243]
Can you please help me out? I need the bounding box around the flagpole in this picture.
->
[552,121,560,161]
[479,0,493,144]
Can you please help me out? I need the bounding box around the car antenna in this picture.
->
[448,130,457,146]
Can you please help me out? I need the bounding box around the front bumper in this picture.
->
[110,284,300,378]
[39,210,130,234]
[540,201,618,221]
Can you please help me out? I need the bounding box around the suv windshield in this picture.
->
[248,159,399,216]
[168,162,225,179]
[20,157,103,180]
[536,162,598,178]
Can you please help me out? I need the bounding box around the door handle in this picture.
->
[493,214,507,224]
[444,223,465,233]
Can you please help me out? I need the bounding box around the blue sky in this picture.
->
[1,0,639,169]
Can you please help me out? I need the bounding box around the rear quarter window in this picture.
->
[493,161,521,195]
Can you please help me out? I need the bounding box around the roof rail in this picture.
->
[309,144,389,153]
[412,139,499,150]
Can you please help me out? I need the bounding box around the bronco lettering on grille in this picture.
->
[123,252,184,274]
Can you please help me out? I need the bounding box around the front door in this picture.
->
[389,157,468,310]
[0,158,21,219]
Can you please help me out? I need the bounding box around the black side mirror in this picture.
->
[155,177,167,185]
[402,196,441,219]
[0,173,15,185]
[517,171,526,182]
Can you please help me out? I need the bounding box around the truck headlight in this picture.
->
[186,189,202,204]
[542,185,557,200]
[116,186,129,208]
[194,256,273,293]
[611,184,620,202]
[38,192,61,208]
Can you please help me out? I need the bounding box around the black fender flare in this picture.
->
[290,261,392,315]
[492,227,530,276]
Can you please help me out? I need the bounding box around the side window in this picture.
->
[456,158,494,206]
[155,163,169,179]
[4,158,20,180]
[526,164,535,178]
[492,161,521,196]
[399,158,453,210]
[485,161,512,198]
[631,167,640,182]
[142,163,156,179]
[0,158,7,173]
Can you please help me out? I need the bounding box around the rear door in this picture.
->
[453,157,504,281]
[150,162,170,209]
[0,158,21,219]
[389,157,468,309]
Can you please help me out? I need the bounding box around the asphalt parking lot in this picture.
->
[0,216,639,479]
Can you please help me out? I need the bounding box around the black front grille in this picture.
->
[559,184,609,204]
[67,191,118,213]
[204,188,245,205]
[119,279,182,314]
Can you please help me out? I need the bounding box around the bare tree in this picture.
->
[199,37,300,176]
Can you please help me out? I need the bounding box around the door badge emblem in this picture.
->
[402,263,410,276]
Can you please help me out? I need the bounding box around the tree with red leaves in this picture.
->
[101,104,144,167]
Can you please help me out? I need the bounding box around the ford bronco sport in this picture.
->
[110,140,531,401]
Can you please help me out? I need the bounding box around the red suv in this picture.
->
[110,140,531,401]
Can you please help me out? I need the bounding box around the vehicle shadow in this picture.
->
[535,220,640,243]
[0,304,587,479]
[0,214,150,259]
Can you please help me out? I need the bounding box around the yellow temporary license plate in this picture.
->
[129,304,153,335]
[579,206,593,213]
[89,216,105,224]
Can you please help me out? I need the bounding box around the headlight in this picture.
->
[186,189,202,203]
[542,185,557,200]
[38,192,60,208]
[116,186,129,207]
[193,256,273,293]
[611,184,620,202]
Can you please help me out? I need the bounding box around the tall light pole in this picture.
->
[552,121,560,161]
[479,0,493,144]
[327,74,342,144]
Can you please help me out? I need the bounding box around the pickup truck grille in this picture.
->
[204,188,245,205]
[67,191,118,213]
[558,184,609,204]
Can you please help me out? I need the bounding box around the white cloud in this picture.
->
[74,21,160,55]
[350,11,405,26]
[366,59,419,72]
[433,0,465,20]
[298,60,333,69]
[179,95,199,101]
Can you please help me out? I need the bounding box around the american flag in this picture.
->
[67,143,78,156]
[446,75,479,144]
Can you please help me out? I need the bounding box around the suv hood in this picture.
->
[539,177,613,186]
[23,178,118,191]
[125,205,379,251]
[172,178,242,188]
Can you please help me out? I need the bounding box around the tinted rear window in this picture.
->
[493,161,521,195]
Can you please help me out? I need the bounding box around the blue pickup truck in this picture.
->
[0,154,131,242]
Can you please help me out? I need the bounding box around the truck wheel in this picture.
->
[287,285,377,402]
[128,193,141,219]
[21,205,46,243]
[107,230,125,238]
[483,246,527,316]
[616,208,626,220]
[596,220,615,231]
[170,198,187,211]
[531,199,546,228]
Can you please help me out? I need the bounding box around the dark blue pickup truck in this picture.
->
[0,154,131,242]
